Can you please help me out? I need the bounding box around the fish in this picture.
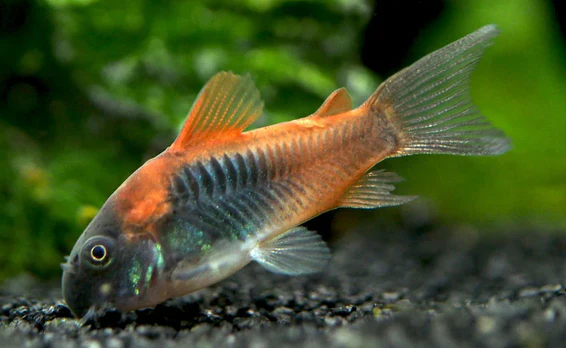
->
[61,25,510,318]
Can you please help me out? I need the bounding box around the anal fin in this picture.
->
[251,227,330,275]
[337,170,416,209]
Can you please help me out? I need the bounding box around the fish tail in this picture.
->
[362,24,511,157]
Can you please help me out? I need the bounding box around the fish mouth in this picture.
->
[61,264,89,318]
[67,302,91,319]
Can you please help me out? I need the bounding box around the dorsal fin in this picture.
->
[311,87,352,118]
[336,169,416,209]
[171,72,264,150]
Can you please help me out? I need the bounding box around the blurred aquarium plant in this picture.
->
[0,0,373,279]
[0,0,564,280]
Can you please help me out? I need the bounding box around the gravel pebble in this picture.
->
[2,226,566,347]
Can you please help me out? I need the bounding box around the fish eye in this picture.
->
[81,236,115,268]
[90,245,107,262]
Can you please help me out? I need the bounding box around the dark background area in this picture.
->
[0,0,565,283]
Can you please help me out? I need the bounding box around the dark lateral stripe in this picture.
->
[285,137,294,157]
[244,149,257,185]
[183,166,200,198]
[330,127,338,145]
[297,136,306,154]
[209,156,227,195]
[238,192,267,225]
[172,174,189,201]
[196,161,214,197]
[171,166,200,203]
[225,197,254,222]
[255,147,269,182]
[171,181,308,241]
[193,203,223,228]
[273,142,287,177]
[229,195,263,227]
[221,199,250,227]
[249,189,276,216]
[180,211,222,238]
[222,154,238,192]
[233,153,248,189]
[284,179,308,209]
[271,183,298,214]
[264,144,277,178]
[211,203,244,234]
[259,185,284,211]
[172,147,280,204]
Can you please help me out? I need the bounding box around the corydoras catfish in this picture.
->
[62,25,510,317]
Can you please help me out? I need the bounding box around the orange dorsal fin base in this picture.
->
[170,72,264,150]
[311,87,352,118]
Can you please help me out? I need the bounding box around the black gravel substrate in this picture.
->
[2,222,566,348]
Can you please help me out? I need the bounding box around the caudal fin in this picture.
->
[364,24,511,157]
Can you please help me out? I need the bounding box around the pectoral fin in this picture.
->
[250,227,330,275]
[171,240,247,281]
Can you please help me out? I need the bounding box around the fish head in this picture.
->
[61,199,166,318]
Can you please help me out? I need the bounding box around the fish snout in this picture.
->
[62,268,89,317]
[62,264,113,318]
[61,264,96,317]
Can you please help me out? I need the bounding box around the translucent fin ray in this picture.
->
[171,72,264,149]
[364,24,511,156]
[251,227,330,275]
[337,169,416,209]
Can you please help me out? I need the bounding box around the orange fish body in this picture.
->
[118,91,392,237]
[62,25,510,317]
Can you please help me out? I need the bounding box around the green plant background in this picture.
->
[1,0,564,280]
